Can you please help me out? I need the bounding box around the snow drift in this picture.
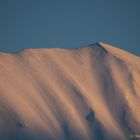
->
[0,42,140,140]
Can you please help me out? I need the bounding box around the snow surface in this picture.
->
[0,42,139,140]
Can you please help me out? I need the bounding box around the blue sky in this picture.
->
[0,0,140,56]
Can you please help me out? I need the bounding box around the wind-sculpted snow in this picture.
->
[0,43,139,140]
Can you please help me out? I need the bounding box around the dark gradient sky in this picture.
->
[0,0,140,56]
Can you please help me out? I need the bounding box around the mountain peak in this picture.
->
[87,42,108,53]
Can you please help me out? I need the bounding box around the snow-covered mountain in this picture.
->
[0,43,140,140]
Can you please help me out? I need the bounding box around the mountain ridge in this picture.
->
[0,42,139,57]
[0,43,139,66]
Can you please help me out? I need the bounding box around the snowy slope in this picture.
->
[0,43,139,140]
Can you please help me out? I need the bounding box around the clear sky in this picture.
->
[0,0,140,56]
